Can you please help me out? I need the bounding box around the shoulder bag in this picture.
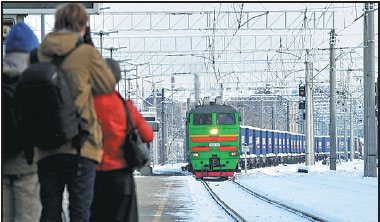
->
[119,93,149,170]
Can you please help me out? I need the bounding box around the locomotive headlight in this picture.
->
[190,152,199,157]
[210,128,218,135]
[230,152,239,156]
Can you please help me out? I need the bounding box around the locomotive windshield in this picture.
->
[193,113,212,125]
[217,113,235,125]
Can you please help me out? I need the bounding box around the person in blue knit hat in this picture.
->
[5,21,39,54]
[2,21,41,222]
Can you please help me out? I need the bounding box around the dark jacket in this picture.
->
[36,30,116,163]
[3,52,38,175]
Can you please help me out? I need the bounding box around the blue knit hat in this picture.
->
[5,21,39,53]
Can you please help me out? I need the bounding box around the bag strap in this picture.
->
[52,40,83,67]
[117,92,136,131]
[51,39,83,175]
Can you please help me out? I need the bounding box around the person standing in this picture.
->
[2,21,42,222]
[35,3,115,222]
[90,59,154,222]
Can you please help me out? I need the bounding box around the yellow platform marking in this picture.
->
[153,180,174,222]
[219,134,239,137]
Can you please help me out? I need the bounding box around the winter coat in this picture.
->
[94,91,154,171]
[3,52,38,175]
[36,30,115,163]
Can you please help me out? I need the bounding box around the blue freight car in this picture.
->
[260,130,267,155]
[251,128,261,155]
[273,131,279,154]
[236,126,361,170]
[278,132,284,153]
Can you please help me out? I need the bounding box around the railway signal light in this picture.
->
[299,100,305,109]
[299,84,305,97]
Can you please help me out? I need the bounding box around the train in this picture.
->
[186,97,240,179]
[239,126,362,169]
[185,97,362,179]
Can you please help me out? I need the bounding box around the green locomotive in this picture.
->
[186,98,240,179]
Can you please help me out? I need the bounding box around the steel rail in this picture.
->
[200,180,248,222]
[231,181,329,222]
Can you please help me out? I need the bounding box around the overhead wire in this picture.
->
[94,4,374,103]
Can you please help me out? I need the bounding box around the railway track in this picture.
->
[230,180,329,222]
[201,178,329,222]
[200,180,248,222]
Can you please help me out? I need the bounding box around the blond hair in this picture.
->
[54,3,88,32]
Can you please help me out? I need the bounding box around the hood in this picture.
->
[38,31,83,60]
[3,52,30,76]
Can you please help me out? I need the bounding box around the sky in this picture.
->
[152,160,378,222]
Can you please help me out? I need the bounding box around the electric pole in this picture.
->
[364,3,377,177]
[128,78,131,99]
[194,73,200,106]
[123,62,149,110]
[161,89,167,164]
[344,93,348,161]
[350,92,354,161]
[363,2,369,169]
[141,75,144,111]
[272,105,275,130]
[104,46,127,59]
[93,30,118,56]
[305,50,314,166]
[261,97,264,128]
[121,69,135,99]
[329,29,337,170]
[135,65,138,108]
[310,63,315,164]
[287,102,290,132]
[220,83,224,102]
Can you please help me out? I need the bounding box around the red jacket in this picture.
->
[93,91,154,171]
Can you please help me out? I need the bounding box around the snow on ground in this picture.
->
[235,160,378,222]
[208,180,310,221]
[152,163,189,175]
[182,176,232,222]
[153,160,378,222]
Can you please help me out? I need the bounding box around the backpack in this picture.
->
[14,41,88,154]
[2,71,27,159]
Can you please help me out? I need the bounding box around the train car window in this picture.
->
[193,113,212,125]
[216,113,235,125]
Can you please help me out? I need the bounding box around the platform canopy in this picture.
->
[3,2,100,14]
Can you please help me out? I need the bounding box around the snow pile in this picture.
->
[152,163,188,175]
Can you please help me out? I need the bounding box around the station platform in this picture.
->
[62,171,196,222]
[135,174,194,222]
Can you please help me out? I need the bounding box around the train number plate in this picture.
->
[209,143,220,147]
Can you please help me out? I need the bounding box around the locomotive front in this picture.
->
[186,103,240,179]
